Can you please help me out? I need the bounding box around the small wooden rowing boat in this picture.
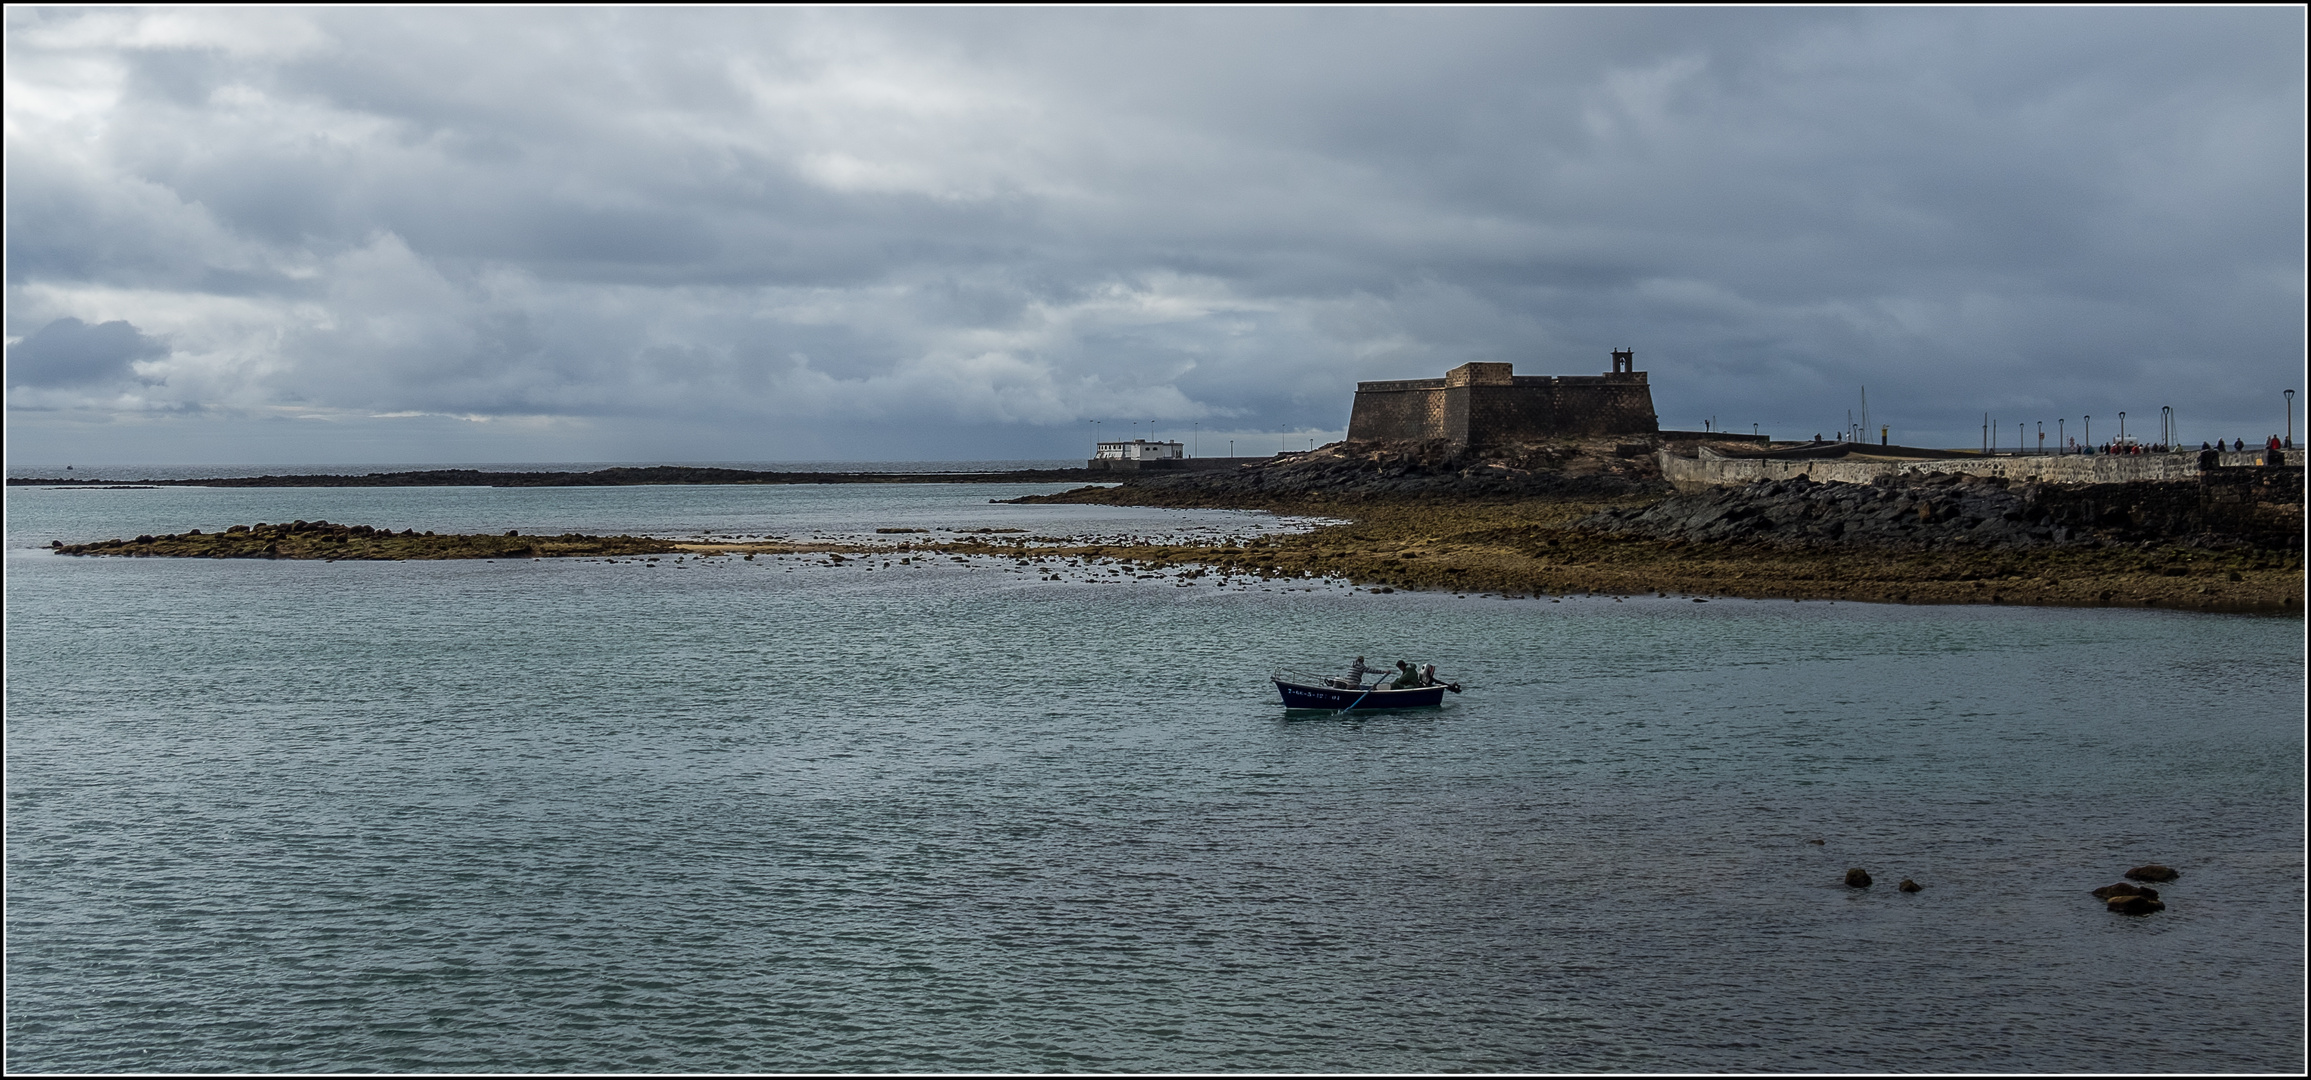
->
[1271,671,1457,710]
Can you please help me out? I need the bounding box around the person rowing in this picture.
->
[1328,655,1389,689]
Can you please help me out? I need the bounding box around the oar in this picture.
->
[1338,684,1376,715]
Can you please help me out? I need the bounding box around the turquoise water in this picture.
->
[6,482,2303,1072]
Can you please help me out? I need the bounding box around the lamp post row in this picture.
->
[1977,397,2310,455]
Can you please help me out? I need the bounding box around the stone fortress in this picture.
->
[1345,350,1661,446]
[1341,350,2304,489]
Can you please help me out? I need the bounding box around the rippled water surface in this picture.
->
[6,482,2303,1072]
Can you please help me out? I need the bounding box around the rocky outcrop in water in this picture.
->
[1844,868,1873,888]
[2095,875,2174,915]
[53,521,680,560]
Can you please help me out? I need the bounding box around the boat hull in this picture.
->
[1273,678,1446,710]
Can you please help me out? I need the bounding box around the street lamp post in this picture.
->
[2058,418,2065,455]
[2287,390,2296,448]
[2161,406,2172,452]
[2118,411,2126,445]
[2083,415,2090,453]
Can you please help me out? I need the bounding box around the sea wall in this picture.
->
[1661,448,2306,491]
[1589,469,2304,553]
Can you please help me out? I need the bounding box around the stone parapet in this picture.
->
[1661,448,2305,491]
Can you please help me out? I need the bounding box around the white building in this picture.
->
[1094,439,1185,462]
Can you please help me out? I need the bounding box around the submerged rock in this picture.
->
[2093,883,2159,901]
[2106,894,2166,915]
[1897,878,1922,892]
[1844,867,1873,888]
[2125,864,2181,882]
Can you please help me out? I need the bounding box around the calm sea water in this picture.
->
[6,481,2303,1072]
[4,459,1084,482]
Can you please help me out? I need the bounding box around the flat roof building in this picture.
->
[1094,439,1184,462]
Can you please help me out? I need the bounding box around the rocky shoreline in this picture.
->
[1580,470,2303,553]
[41,439,2306,612]
[1070,438,1669,505]
[1006,440,2305,612]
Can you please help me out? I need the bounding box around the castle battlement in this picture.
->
[1345,354,1660,445]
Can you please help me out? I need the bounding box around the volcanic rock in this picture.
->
[1578,472,2302,552]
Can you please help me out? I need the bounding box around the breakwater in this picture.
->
[1663,446,2304,491]
[1582,470,2304,553]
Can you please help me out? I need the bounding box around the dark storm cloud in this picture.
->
[4,6,2301,462]
[6,317,168,388]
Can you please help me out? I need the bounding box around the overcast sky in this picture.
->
[6,6,2303,466]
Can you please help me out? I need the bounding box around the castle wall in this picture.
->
[1345,378,1449,441]
[1548,377,1661,436]
[1345,363,1659,444]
